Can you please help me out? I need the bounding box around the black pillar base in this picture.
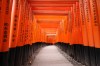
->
[8,48,16,66]
[0,51,9,66]
[95,48,100,66]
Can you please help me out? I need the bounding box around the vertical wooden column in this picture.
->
[9,0,21,66]
[83,0,97,66]
[71,4,77,45]
[17,0,24,47]
[79,0,89,48]
[79,0,88,65]
[1,0,13,52]
[10,0,20,50]
[69,6,73,45]
[76,2,83,45]
[0,0,6,66]
[71,3,79,61]
[75,2,84,64]
[89,0,100,49]
[0,0,3,52]
[90,0,100,66]
[83,0,94,47]
[0,0,13,66]
[14,0,26,66]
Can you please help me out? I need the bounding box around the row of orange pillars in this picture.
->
[0,0,100,66]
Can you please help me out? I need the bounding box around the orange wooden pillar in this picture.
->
[70,3,79,61]
[79,0,89,65]
[14,0,27,66]
[74,2,84,63]
[79,0,89,48]
[17,0,25,47]
[1,0,13,53]
[68,7,73,45]
[83,0,97,66]
[8,0,21,66]
[22,3,29,65]
[89,0,100,66]
[70,4,77,45]
[0,0,3,52]
[83,0,94,48]
[89,0,100,49]
[0,0,13,66]
[76,2,83,45]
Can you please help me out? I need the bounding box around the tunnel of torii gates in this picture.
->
[0,0,100,66]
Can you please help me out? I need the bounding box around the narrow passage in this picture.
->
[32,45,73,66]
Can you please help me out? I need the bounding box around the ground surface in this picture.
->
[31,45,74,66]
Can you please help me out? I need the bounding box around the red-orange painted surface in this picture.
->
[0,0,100,52]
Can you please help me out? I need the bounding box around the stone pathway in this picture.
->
[31,45,73,66]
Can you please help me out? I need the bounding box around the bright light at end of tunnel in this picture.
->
[46,34,57,36]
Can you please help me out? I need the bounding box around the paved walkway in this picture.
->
[31,45,73,66]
